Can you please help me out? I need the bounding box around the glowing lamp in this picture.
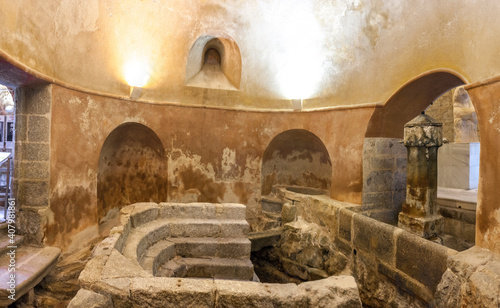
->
[124,57,150,98]
[292,99,303,110]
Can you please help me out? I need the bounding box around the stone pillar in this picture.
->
[14,84,52,244]
[398,112,444,238]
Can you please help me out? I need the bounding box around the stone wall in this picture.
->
[14,84,52,244]
[362,138,407,223]
[426,88,455,143]
[275,189,456,307]
[435,246,500,307]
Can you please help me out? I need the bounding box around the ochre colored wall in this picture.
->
[97,123,168,220]
[261,129,332,196]
[466,79,500,254]
[1,1,500,109]
[48,85,373,249]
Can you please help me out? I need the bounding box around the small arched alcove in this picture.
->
[261,129,332,196]
[185,35,241,91]
[97,123,168,227]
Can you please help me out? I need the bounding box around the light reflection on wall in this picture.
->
[124,55,150,87]
[272,2,326,99]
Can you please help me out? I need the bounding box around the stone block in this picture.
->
[216,203,247,220]
[16,85,52,115]
[338,208,353,242]
[101,250,149,280]
[261,199,282,213]
[27,116,50,142]
[396,231,452,293]
[392,170,406,191]
[17,161,49,180]
[144,224,171,247]
[160,203,216,220]
[362,192,391,207]
[377,261,434,303]
[220,220,249,237]
[298,275,362,307]
[376,138,406,156]
[370,157,394,170]
[364,170,393,193]
[353,214,397,265]
[130,203,159,227]
[396,157,407,170]
[68,289,113,308]
[23,143,50,162]
[214,280,307,307]
[131,277,214,308]
[248,229,281,252]
[169,220,220,238]
[173,238,218,258]
[281,202,296,224]
[363,138,377,156]
[18,180,49,207]
[15,114,28,142]
[216,238,251,259]
[281,258,309,280]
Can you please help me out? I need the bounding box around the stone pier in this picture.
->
[398,112,444,238]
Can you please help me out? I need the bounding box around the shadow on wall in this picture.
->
[261,129,332,196]
[97,123,168,225]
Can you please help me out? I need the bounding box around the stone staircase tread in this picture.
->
[0,246,61,306]
[181,257,254,267]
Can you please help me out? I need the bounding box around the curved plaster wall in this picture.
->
[97,123,168,222]
[1,1,500,109]
[261,129,332,196]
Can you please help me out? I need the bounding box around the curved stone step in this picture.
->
[157,257,254,280]
[171,237,251,260]
[139,240,176,275]
[139,237,251,275]
[121,219,250,263]
[0,246,60,306]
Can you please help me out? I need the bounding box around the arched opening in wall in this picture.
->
[362,70,477,250]
[185,35,241,91]
[97,122,168,235]
[261,129,332,197]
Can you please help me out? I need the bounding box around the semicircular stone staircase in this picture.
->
[120,202,254,280]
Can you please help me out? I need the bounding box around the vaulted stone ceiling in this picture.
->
[1,0,499,109]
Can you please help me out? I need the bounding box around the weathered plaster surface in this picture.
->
[48,85,372,249]
[1,1,500,109]
[466,79,500,254]
[261,130,332,196]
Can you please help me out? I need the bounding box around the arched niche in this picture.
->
[185,34,241,91]
[261,129,332,196]
[97,123,168,224]
[365,70,467,138]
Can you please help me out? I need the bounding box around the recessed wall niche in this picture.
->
[185,35,241,91]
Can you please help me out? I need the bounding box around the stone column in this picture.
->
[398,112,444,238]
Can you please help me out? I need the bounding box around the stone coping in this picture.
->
[78,202,362,307]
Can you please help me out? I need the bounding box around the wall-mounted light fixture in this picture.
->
[292,98,303,111]
[129,86,143,99]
